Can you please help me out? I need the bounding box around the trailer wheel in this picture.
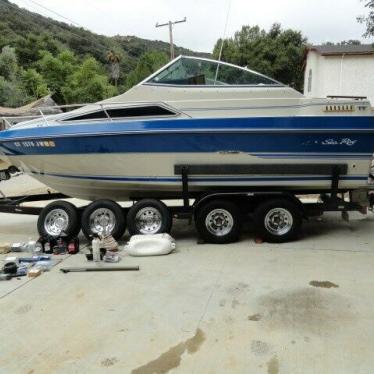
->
[254,198,302,243]
[127,199,172,236]
[37,201,80,238]
[195,200,241,244]
[81,200,126,240]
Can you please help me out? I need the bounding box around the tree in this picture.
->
[0,46,28,107]
[16,33,62,67]
[107,50,121,86]
[61,56,117,104]
[213,24,307,91]
[358,0,374,37]
[0,46,19,80]
[22,68,49,99]
[37,50,76,103]
[125,51,168,90]
[0,76,28,107]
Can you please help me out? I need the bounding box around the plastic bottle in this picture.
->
[92,236,101,262]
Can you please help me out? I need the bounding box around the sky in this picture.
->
[10,0,373,52]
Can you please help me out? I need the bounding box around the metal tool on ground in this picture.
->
[60,266,139,273]
[19,255,51,263]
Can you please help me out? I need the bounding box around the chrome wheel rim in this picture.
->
[135,207,162,234]
[89,208,116,235]
[264,208,293,236]
[44,209,69,236]
[205,209,234,236]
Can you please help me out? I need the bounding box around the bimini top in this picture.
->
[140,55,283,87]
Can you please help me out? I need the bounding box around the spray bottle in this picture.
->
[92,234,101,262]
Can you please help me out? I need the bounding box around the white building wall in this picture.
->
[304,51,374,105]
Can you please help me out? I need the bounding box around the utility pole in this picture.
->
[156,17,187,60]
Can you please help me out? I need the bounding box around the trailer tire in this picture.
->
[81,200,126,240]
[254,198,302,243]
[127,199,172,236]
[38,201,80,238]
[195,200,241,244]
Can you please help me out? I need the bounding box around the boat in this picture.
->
[0,55,374,201]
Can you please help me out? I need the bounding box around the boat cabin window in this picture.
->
[61,105,176,121]
[106,106,175,118]
[147,57,280,86]
[64,111,108,121]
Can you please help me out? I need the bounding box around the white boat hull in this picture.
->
[5,152,372,201]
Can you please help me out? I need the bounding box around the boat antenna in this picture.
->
[214,0,232,83]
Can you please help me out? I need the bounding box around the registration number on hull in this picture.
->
[13,140,56,148]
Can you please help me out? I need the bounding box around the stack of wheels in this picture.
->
[194,198,303,244]
[37,198,173,240]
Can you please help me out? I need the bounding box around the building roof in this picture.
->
[310,44,374,56]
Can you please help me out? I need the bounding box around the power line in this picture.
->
[18,0,81,27]
[2,0,111,54]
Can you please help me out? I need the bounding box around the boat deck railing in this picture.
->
[1,103,100,129]
[1,101,157,129]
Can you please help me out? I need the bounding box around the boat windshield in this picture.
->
[146,56,281,86]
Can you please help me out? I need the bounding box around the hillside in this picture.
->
[0,0,210,107]
[0,0,207,69]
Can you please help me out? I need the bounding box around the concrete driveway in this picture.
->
[0,209,374,373]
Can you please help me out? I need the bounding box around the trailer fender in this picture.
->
[194,191,305,218]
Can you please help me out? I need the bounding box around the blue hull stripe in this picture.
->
[33,172,369,183]
[1,116,374,156]
[2,116,374,139]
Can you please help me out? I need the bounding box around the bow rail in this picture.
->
[1,101,176,129]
